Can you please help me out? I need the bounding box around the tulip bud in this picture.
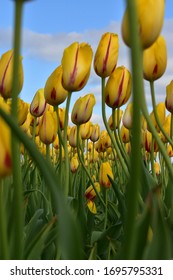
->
[44,65,68,106]
[122,102,133,129]
[108,109,123,130]
[68,125,77,148]
[160,114,171,143]
[0,98,12,177]
[99,162,113,188]
[167,144,173,157]
[94,32,119,78]
[61,42,93,92]
[30,88,47,117]
[71,94,96,125]
[148,102,165,132]
[90,124,100,142]
[80,121,91,140]
[20,111,32,133]
[0,50,23,99]
[39,110,57,145]
[105,66,132,109]
[17,98,29,126]
[143,35,167,81]
[85,182,100,201]
[165,80,173,114]
[154,162,160,176]
[120,124,130,143]
[70,156,79,173]
[121,0,165,49]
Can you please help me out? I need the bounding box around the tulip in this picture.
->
[17,98,29,126]
[148,102,165,132]
[99,162,113,188]
[165,80,173,114]
[80,121,91,140]
[20,111,32,133]
[30,88,47,117]
[121,0,165,49]
[105,66,132,109]
[44,65,68,106]
[143,35,167,82]
[68,125,77,148]
[85,182,100,214]
[0,98,12,177]
[160,114,171,143]
[53,135,59,150]
[122,102,133,129]
[142,129,158,153]
[154,162,160,176]
[120,125,130,143]
[70,156,79,173]
[61,42,93,92]
[39,110,57,145]
[71,94,96,125]
[0,49,23,99]
[90,124,100,142]
[94,32,119,78]
[167,144,173,157]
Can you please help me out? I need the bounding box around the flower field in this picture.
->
[0,0,173,260]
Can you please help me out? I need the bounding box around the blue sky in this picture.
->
[1,0,173,127]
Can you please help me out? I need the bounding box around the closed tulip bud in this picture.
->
[120,124,130,143]
[0,99,12,177]
[30,88,47,117]
[68,125,77,148]
[20,111,32,133]
[61,42,93,92]
[154,162,160,176]
[102,133,111,149]
[121,0,165,49]
[99,162,113,188]
[160,114,171,143]
[39,110,57,145]
[90,124,100,142]
[53,135,59,150]
[44,65,68,106]
[85,182,100,201]
[165,80,173,114]
[105,66,132,109]
[122,102,133,129]
[70,156,79,173]
[71,93,96,125]
[142,129,158,153]
[148,102,165,132]
[0,49,23,99]
[94,32,119,78]
[17,98,29,126]
[80,121,91,140]
[167,144,173,157]
[143,36,167,82]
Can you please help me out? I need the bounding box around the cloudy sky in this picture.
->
[1,0,173,127]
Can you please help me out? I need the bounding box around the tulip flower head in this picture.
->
[61,42,93,92]
[39,110,57,145]
[0,49,24,99]
[143,35,167,81]
[90,124,100,142]
[70,156,79,173]
[105,66,132,109]
[99,162,113,188]
[121,0,165,49]
[94,32,119,78]
[165,80,173,114]
[44,65,68,106]
[30,88,47,117]
[71,93,96,125]
[122,102,133,129]
[85,182,100,214]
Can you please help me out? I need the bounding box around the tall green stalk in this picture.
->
[122,0,143,259]
[0,180,9,259]
[10,0,24,259]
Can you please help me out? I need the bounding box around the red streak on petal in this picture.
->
[33,105,39,114]
[153,64,158,75]
[4,152,12,169]
[50,88,56,100]
[69,47,79,86]
[102,34,112,73]
[113,71,125,107]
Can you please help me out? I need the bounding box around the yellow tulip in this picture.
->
[71,94,96,125]
[68,125,77,148]
[80,121,91,140]
[30,88,47,117]
[120,124,130,143]
[0,98,12,177]
[39,110,57,145]
[154,162,160,176]
[90,124,100,142]
[108,109,123,130]
[165,80,173,114]
[85,182,100,201]
[61,42,93,92]
[148,102,166,132]
[44,65,68,106]
[167,144,173,157]
[105,66,132,109]
[122,102,133,129]
[121,0,165,49]
[17,98,29,126]
[143,35,167,81]
[0,49,23,99]
[99,162,113,188]
[94,32,119,78]
[160,114,171,143]
[70,156,79,173]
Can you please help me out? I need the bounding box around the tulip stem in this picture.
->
[0,179,9,259]
[151,136,156,179]
[101,78,129,179]
[32,116,37,142]
[76,125,106,209]
[150,81,173,146]
[63,92,72,196]
[54,105,64,148]
[10,0,24,259]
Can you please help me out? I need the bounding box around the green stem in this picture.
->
[122,0,143,259]
[63,92,72,196]
[0,180,9,259]
[151,135,156,179]
[76,125,106,209]
[32,116,37,142]
[101,78,129,178]
[103,189,108,231]
[150,81,173,146]
[54,105,64,148]
[11,0,24,259]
